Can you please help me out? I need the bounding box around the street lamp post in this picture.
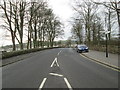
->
[105,33,108,57]
[104,14,110,58]
[100,30,110,58]
[105,31,110,58]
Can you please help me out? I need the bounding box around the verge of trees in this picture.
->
[71,0,119,48]
[0,0,64,51]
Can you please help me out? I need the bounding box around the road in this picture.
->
[2,48,119,89]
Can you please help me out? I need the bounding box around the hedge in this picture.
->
[2,47,61,59]
[89,45,119,54]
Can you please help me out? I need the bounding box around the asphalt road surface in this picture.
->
[2,48,119,89]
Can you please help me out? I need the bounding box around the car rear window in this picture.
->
[78,45,87,48]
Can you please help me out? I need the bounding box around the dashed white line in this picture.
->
[64,78,72,90]
[39,78,47,89]
[49,73,63,77]
[57,50,62,55]
[57,52,60,55]
[60,50,62,53]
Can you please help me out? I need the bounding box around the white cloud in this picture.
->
[48,0,74,40]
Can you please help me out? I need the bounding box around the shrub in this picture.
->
[2,47,60,59]
[89,45,118,54]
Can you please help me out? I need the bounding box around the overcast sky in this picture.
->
[0,0,118,46]
[0,0,75,46]
[47,0,75,41]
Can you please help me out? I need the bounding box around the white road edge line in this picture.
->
[49,73,63,77]
[64,78,72,90]
[39,78,47,89]
[50,58,57,67]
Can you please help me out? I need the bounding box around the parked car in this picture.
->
[76,45,89,53]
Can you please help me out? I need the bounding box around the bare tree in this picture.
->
[0,1,16,51]
[72,0,98,44]
[94,0,120,33]
[71,19,83,44]
[1,0,64,51]
[15,1,26,50]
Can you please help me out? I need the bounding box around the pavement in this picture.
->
[81,50,119,70]
[2,48,119,89]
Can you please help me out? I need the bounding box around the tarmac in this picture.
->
[1,49,119,71]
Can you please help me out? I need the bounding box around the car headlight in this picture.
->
[86,47,88,49]
[79,48,82,50]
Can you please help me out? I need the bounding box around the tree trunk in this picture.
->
[108,8,111,40]
[30,32,32,49]
[97,25,101,45]
[20,36,23,50]
[116,11,120,32]
[11,32,16,51]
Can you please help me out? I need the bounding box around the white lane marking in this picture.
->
[57,52,60,55]
[56,59,59,67]
[57,50,62,55]
[59,50,62,53]
[64,78,72,90]
[50,58,57,67]
[49,73,63,77]
[39,78,47,89]
[50,57,59,67]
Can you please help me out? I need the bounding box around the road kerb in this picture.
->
[80,53,120,72]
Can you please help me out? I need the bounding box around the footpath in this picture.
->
[82,50,119,70]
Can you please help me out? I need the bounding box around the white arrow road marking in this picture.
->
[64,78,73,90]
[50,57,59,67]
[49,73,63,77]
[56,59,59,67]
[39,78,47,89]
[50,58,57,67]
